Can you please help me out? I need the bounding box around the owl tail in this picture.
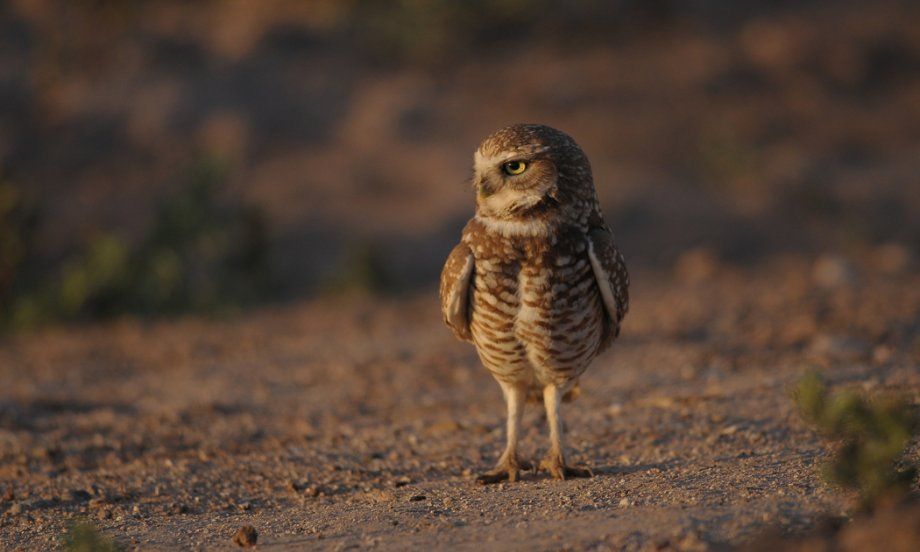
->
[525,380,581,404]
[563,382,581,403]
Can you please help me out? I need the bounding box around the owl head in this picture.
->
[472,124,598,230]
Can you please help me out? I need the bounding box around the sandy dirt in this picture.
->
[1,255,917,550]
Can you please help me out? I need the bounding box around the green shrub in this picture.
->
[63,521,123,552]
[343,0,554,65]
[126,157,270,314]
[1,158,271,331]
[795,372,918,509]
[322,240,393,295]
[0,181,38,303]
[692,127,761,193]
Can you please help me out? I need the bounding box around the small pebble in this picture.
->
[812,255,857,288]
[70,489,92,503]
[874,243,912,275]
[232,525,258,548]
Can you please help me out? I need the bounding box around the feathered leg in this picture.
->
[540,384,593,480]
[477,381,532,484]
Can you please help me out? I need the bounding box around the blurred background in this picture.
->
[0,0,918,331]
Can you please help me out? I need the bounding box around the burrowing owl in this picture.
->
[440,124,629,483]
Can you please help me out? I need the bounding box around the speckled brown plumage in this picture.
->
[440,124,629,483]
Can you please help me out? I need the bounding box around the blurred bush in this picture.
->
[0,159,271,332]
[0,180,42,327]
[321,240,393,296]
[63,521,122,552]
[343,0,655,65]
[693,127,761,193]
[795,373,918,509]
[346,0,547,64]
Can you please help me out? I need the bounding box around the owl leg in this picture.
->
[540,384,593,480]
[477,381,531,485]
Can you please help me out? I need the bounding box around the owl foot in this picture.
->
[540,453,593,481]
[476,458,533,485]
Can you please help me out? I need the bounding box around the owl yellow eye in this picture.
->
[502,161,527,175]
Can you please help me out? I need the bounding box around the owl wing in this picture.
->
[439,242,475,342]
[587,226,630,351]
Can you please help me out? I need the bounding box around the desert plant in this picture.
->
[0,157,272,331]
[795,372,918,509]
[0,181,41,316]
[322,240,393,295]
[692,127,761,193]
[344,0,547,64]
[63,521,123,552]
[127,157,270,313]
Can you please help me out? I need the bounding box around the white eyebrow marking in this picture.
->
[475,145,552,169]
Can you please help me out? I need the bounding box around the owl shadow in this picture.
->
[505,459,677,483]
[590,459,680,477]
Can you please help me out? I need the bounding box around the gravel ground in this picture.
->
[1,254,918,550]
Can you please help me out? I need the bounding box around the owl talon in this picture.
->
[476,469,518,485]
[476,457,530,485]
[540,455,593,481]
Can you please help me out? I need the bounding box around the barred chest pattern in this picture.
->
[463,218,605,389]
